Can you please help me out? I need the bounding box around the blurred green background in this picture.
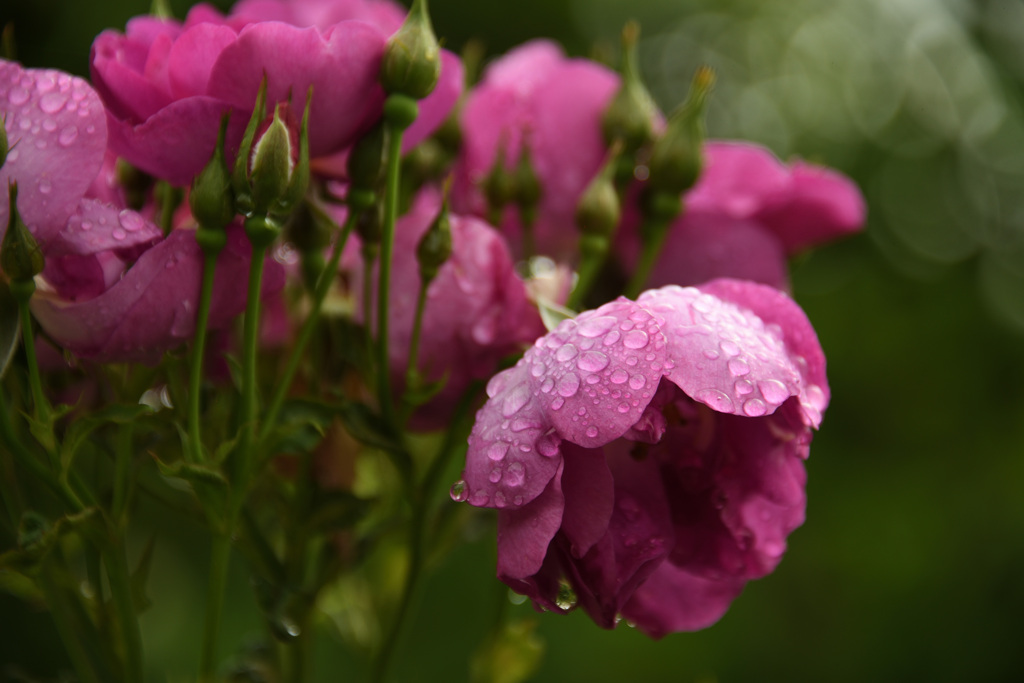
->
[3,0,1024,680]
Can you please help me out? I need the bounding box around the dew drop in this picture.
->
[537,433,560,457]
[758,379,789,404]
[118,209,145,232]
[720,340,740,357]
[602,330,620,346]
[735,379,754,396]
[487,372,509,398]
[449,480,468,502]
[469,491,489,506]
[38,92,68,114]
[623,329,650,349]
[489,468,502,483]
[506,462,525,487]
[556,372,580,397]
[585,425,599,438]
[806,384,827,411]
[486,442,509,461]
[628,374,646,390]
[42,118,57,132]
[577,350,609,372]
[617,403,630,414]
[530,362,545,377]
[112,228,127,240]
[555,343,578,362]
[550,396,564,411]
[514,495,524,506]
[610,368,628,384]
[8,86,29,105]
[743,398,767,416]
[728,358,750,377]
[501,383,531,417]
[577,315,617,337]
[695,388,734,413]
[625,356,638,367]
[5,149,17,163]
[540,377,554,394]
[494,491,507,508]
[38,178,52,194]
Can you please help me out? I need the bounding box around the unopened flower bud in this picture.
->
[190,114,236,237]
[481,143,515,226]
[250,103,297,215]
[601,22,657,153]
[575,147,621,239]
[233,77,269,214]
[647,65,714,196]
[2,181,44,282]
[355,202,383,248]
[347,122,386,191]
[380,0,441,100]
[417,194,452,284]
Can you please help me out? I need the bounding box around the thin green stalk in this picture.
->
[260,210,357,441]
[401,281,430,408]
[104,539,144,683]
[38,569,105,683]
[188,255,219,463]
[375,123,406,425]
[236,241,268,505]
[362,247,377,378]
[17,302,48,421]
[624,214,673,299]
[566,244,607,311]
[111,421,134,523]
[200,532,231,682]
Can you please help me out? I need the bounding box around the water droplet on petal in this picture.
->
[8,87,29,105]
[42,118,57,132]
[806,384,827,411]
[550,396,564,411]
[494,491,507,508]
[578,315,617,337]
[112,228,127,240]
[720,340,740,357]
[38,179,52,194]
[54,124,78,150]
[38,92,67,114]
[118,209,145,232]
[603,330,621,346]
[487,442,509,461]
[623,329,649,349]
[695,388,734,413]
[555,343,578,362]
[489,467,502,483]
[449,480,468,502]
[585,425,599,438]
[506,462,525,487]
[735,379,753,396]
[628,374,646,390]
[577,350,609,372]
[743,398,767,416]
[758,379,790,404]
[617,403,630,413]
[5,149,17,163]
[530,362,545,377]
[556,372,580,397]
[537,433,560,457]
[469,491,489,506]
[540,377,554,394]
[610,368,628,384]
[728,358,750,377]
[501,383,531,417]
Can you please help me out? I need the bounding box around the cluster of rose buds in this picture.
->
[1,0,865,675]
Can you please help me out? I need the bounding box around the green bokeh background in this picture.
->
[3,0,1024,681]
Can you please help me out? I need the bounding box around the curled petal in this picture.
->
[559,443,614,559]
[621,562,746,638]
[47,198,162,258]
[496,462,565,580]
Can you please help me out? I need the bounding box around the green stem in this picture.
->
[362,246,378,378]
[17,299,48,423]
[188,254,220,463]
[200,532,232,682]
[111,421,134,523]
[236,241,268,507]
[624,213,674,299]
[401,280,430,412]
[104,539,144,683]
[260,209,357,441]
[375,122,406,426]
[38,569,106,683]
[566,237,608,311]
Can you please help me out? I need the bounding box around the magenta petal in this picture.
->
[622,562,746,637]
[206,21,386,156]
[403,50,463,153]
[757,161,867,253]
[559,443,614,558]
[90,32,174,122]
[496,462,565,580]
[643,211,790,291]
[0,61,107,246]
[637,286,804,418]
[168,24,237,100]
[104,97,244,185]
[464,361,562,511]
[686,141,789,218]
[47,199,162,257]
[697,278,828,426]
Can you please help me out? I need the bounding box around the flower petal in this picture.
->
[47,198,162,258]
[1,61,107,246]
[638,285,804,418]
[496,461,565,580]
[167,23,238,100]
[559,443,614,559]
[697,278,828,426]
[621,562,746,637]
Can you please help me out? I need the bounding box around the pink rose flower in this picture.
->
[454,278,828,636]
[90,0,462,186]
[620,141,866,290]
[344,188,545,428]
[451,40,621,260]
[1,58,281,363]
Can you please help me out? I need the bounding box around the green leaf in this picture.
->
[61,403,152,472]
[537,296,575,333]
[0,507,103,573]
[153,456,230,531]
[401,369,449,410]
[0,285,19,380]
